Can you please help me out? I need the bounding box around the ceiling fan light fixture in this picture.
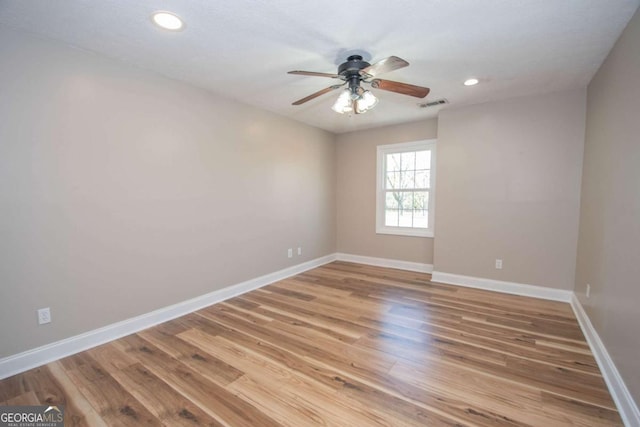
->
[355,90,378,114]
[464,78,479,86]
[332,88,378,115]
[332,89,354,114]
[152,11,185,31]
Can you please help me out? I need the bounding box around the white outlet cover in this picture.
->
[297,247,302,255]
[495,259,503,269]
[287,248,293,258]
[37,307,51,325]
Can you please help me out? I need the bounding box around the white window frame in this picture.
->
[376,139,436,238]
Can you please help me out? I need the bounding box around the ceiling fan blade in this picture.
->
[370,79,430,98]
[288,70,341,79]
[360,56,409,77]
[292,84,344,105]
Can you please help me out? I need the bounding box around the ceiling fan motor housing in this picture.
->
[338,55,371,75]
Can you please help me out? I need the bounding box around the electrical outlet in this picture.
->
[37,307,51,325]
[495,259,503,269]
[297,247,302,256]
[586,284,591,298]
[287,248,293,258]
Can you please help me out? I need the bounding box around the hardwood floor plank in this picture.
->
[227,375,337,427]
[262,284,317,302]
[358,312,600,375]
[0,374,26,402]
[114,334,281,427]
[356,330,614,409]
[540,392,622,425]
[390,357,617,427]
[20,365,89,426]
[86,343,138,372]
[47,361,108,427]
[238,297,363,341]
[110,363,221,426]
[61,353,161,425]
[240,290,375,336]
[4,390,40,405]
[137,327,243,385]
[388,302,583,341]
[0,262,623,426]
[196,306,397,378]
[224,352,421,427]
[230,298,360,343]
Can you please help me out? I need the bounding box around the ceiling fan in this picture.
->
[288,55,430,114]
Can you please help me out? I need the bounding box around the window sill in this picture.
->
[376,227,434,238]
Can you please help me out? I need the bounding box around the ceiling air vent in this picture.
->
[418,98,448,108]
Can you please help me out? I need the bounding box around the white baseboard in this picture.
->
[570,294,640,427]
[335,253,433,273]
[0,254,337,380]
[431,271,572,302]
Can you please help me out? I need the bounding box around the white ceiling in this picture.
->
[1,0,638,134]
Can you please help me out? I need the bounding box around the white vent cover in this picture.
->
[418,98,448,108]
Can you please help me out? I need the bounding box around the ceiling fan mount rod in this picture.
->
[348,75,361,93]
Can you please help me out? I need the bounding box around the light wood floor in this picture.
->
[0,262,622,426]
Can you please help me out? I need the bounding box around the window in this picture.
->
[376,140,436,237]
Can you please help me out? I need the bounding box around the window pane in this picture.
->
[413,210,428,229]
[416,150,431,169]
[385,171,400,189]
[398,210,413,227]
[414,191,427,209]
[386,153,402,172]
[401,151,415,170]
[400,192,413,210]
[415,170,430,188]
[400,170,415,189]
[385,192,399,209]
[385,209,399,226]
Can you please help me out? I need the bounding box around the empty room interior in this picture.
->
[1,1,639,426]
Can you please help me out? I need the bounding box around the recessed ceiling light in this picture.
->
[464,78,479,86]
[152,11,184,31]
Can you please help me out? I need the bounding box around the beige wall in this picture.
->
[0,27,336,358]
[575,8,640,403]
[433,89,586,290]
[336,120,437,264]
